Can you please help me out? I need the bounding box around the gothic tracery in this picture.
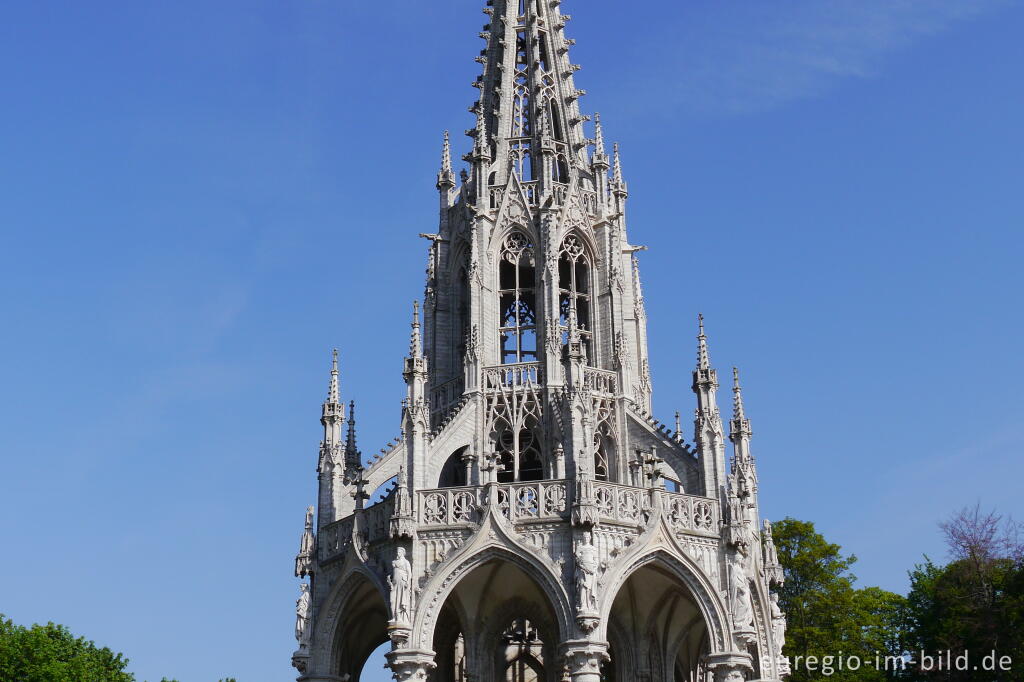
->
[291,2,787,682]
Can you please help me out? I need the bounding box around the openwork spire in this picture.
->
[468,0,591,183]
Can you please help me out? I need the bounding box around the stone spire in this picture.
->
[321,349,343,451]
[409,301,422,359]
[437,131,455,190]
[611,143,628,196]
[730,367,758,504]
[593,113,607,163]
[344,400,361,477]
[328,348,340,404]
[692,316,725,499]
[730,367,752,441]
[468,0,591,189]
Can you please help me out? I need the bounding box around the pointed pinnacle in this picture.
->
[732,367,746,421]
[437,131,455,188]
[345,400,357,453]
[410,300,422,357]
[697,314,711,371]
[594,113,606,157]
[328,348,340,404]
[612,143,624,184]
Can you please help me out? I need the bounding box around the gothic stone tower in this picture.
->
[291,2,789,681]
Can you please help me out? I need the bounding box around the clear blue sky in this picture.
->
[1,1,1022,681]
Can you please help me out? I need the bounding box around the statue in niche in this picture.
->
[770,592,787,652]
[728,556,754,631]
[575,536,600,612]
[295,583,312,648]
[388,547,413,623]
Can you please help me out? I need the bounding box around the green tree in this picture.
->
[773,518,907,681]
[904,505,1024,681]
[0,615,134,682]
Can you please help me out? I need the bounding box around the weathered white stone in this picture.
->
[289,1,789,680]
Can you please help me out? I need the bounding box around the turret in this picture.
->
[692,316,726,499]
[730,367,759,521]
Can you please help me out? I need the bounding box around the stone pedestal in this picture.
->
[561,641,609,682]
[707,652,754,682]
[385,649,436,681]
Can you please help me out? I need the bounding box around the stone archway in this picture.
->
[428,558,567,682]
[603,557,721,682]
[314,571,390,681]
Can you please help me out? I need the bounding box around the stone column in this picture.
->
[561,641,609,682]
[385,650,436,681]
[706,652,753,682]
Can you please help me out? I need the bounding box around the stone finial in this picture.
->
[593,112,606,158]
[409,301,422,358]
[437,131,455,189]
[328,348,340,404]
[697,314,711,371]
[612,143,624,185]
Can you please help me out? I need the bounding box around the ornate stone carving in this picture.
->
[388,547,413,625]
[294,583,312,649]
[574,535,600,630]
[728,555,755,639]
[295,506,316,578]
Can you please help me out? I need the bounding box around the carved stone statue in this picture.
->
[728,557,754,631]
[295,583,312,648]
[770,592,787,652]
[388,547,413,623]
[575,538,599,613]
[762,519,785,586]
[295,506,316,578]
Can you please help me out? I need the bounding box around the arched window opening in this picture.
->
[518,0,527,17]
[499,232,537,364]
[558,235,592,357]
[547,100,565,142]
[502,618,544,682]
[519,433,543,481]
[538,32,551,72]
[509,143,534,181]
[494,420,545,483]
[552,153,569,183]
[594,437,609,482]
[439,447,469,488]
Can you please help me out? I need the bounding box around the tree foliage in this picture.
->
[904,505,1024,681]
[772,518,907,681]
[0,615,134,682]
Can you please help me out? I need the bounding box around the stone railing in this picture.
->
[486,183,598,216]
[659,490,719,535]
[497,479,568,522]
[364,495,395,544]
[319,516,354,564]
[483,362,543,391]
[591,482,719,535]
[418,485,484,527]
[583,367,617,395]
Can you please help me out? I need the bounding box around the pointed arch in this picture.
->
[311,566,391,679]
[599,547,730,654]
[413,542,574,653]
